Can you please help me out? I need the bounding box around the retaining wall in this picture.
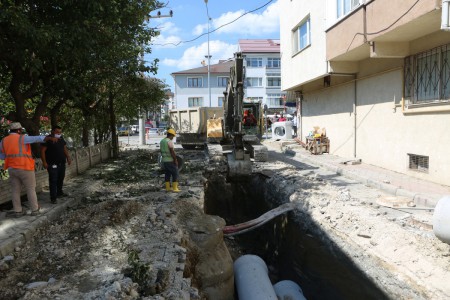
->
[0,143,112,205]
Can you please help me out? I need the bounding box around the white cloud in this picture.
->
[161,40,237,70]
[193,23,208,36]
[212,1,280,36]
[151,21,182,48]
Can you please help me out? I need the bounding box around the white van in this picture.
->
[131,125,139,134]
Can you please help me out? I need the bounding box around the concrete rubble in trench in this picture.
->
[0,142,448,299]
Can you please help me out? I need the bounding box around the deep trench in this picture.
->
[204,173,390,300]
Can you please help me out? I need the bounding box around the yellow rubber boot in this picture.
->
[165,182,171,192]
[172,182,181,193]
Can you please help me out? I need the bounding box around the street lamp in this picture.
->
[204,0,211,107]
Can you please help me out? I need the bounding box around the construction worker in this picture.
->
[0,122,59,217]
[41,125,72,204]
[160,128,180,193]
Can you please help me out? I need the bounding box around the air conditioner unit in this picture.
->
[272,121,293,140]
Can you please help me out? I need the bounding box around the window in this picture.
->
[267,58,281,68]
[404,44,450,104]
[267,93,285,107]
[293,17,310,53]
[188,97,203,107]
[246,58,263,68]
[337,0,360,18]
[245,97,263,103]
[188,77,202,88]
[218,97,224,107]
[218,77,229,87]
[246,77,263,87]
[267,77,281,87]
[408,154,429,173]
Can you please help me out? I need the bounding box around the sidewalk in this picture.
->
[263,138,450,208]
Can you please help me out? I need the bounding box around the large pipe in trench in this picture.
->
[273,280,307,300]
[433,195,450,244]
[234,255,277,300]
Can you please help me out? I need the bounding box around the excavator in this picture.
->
[220,52,268,178]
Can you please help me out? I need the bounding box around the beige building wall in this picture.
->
[302,84,355,158]
[280,0,328,91]
[303,69,450,186]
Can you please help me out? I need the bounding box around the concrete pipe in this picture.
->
[234,254,277,300]
[273,280,307,300]
[433,195,450,244]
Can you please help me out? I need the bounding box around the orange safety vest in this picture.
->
[1,134,35,171]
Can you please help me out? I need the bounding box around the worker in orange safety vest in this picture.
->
[0,122,59,218]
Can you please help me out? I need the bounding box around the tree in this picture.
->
[0,0,164,138]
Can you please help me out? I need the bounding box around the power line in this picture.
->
[346,0,420,53]
[152,0,274,47]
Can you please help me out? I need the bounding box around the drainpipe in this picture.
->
[274,280,307,300]
[234,255,277,300]
[353,79,357,158]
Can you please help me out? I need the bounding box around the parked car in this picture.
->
[117,127,131,136]
[148,128,161,136]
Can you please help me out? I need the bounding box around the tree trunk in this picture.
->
[109,91,118,158]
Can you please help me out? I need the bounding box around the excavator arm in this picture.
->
[222,52,252,178]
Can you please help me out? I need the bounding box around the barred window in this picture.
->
[404,44,450,104]
[408,153,429,173]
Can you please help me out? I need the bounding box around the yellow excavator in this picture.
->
[209,52,268,179]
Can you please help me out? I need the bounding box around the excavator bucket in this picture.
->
[227,152,252,179]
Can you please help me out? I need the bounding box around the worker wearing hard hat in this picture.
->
[159,128,181,192]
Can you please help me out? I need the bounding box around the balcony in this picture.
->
[326,0,441,71]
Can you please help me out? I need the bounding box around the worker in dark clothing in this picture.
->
[41,125,72,204]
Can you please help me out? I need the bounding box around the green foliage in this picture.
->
[0,0,167,140]
[127,249,152,291]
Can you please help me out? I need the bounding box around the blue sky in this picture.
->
[145,0,280,91]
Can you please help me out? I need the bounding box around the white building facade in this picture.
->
[238,39,287,113]
[171,60,234,109]
[171,40,288,114]
[280,0,450,186]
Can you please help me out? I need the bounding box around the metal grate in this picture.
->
[404,43,450,104]
[408,154,429,173]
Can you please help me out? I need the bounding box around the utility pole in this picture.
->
[205,0,212,107]
[138,9,173,145]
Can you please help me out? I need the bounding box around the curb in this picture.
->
[277,142,441,208]
[0,197,81,258]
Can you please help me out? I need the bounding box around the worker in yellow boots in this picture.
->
[159,128,181,193]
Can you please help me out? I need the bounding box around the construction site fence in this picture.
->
[0,142,112,206]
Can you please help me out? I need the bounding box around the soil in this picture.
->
[0,144,449,299]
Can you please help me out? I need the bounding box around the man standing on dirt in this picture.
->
[41,125,72,204]
[0,122,59,217]
[160,128,180,193]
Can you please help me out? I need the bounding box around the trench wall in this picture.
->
[204,173,390,300]
[0,142,112,205]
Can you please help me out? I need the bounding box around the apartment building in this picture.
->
[280,0,450,185]
[171,60,234,109]
[171,39,288,114]
[238,39,287,114]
